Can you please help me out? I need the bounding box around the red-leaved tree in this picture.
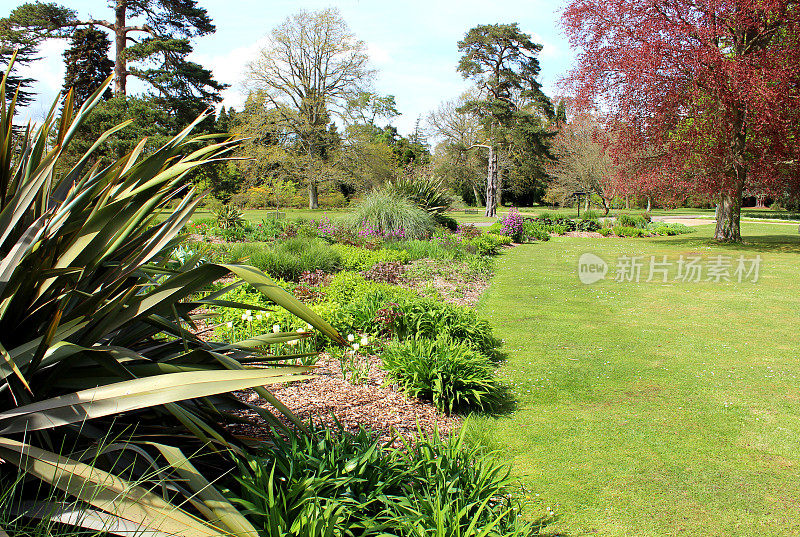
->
[562,0,800,241]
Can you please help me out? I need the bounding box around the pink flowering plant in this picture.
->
[499,207,525,242]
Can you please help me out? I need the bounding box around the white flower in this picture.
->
[296,328,305,333]
[347,334,355,342]
[241,313,248,321]
[272,324,281,333]
[247,316,253,322]
[256,314,263,321]
[245,310,252,317]
[360,336,369,346]
[226,321,233,328]
[352,343,360,352]
[306,323,313,330]
[288,339,298,346]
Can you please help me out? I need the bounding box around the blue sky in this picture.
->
[16,0,576,135]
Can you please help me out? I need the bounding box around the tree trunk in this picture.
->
[714,189,742,242]
[646,196,651,212]
[625,195,629,209]
[308,181,319,209]
[584,195,590,212]
[602,197,611,215]
[714,106,747,242]
[471,183,482,207]
[484,145,498,217]
[114,0,127,96]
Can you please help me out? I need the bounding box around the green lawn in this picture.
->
[476,222,800,536]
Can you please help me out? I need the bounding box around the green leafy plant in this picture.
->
[331,243,410,271]
[522,221,550,241]
[0,61,344,536]
[231,424,542,536]
[382,336,503,413]
[617,213,648,229]
[214,204,246,229]
[228,238,342,281]
[384,173,453,216]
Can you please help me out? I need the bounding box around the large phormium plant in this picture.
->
[0,56,344,536]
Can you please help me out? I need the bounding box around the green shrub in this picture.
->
[522,221,550,241]
[576,218,602,232]
[617,213,648,229]
[324,271,371,303]
[393,297,501,355]
[486,232,513,246]
[434,212,459,231]
[612,225,645,237]
[231,425,538,537]
[648,222,694,236]
[382,336,503,413]
[214,204,245,229]
[486,221,503,234]
[466,234,500,255]
[388,428,537,536]
[384,239,457,261]
[331,243,411,270]
[350,190,436,240]
[229,238,341,280]
[582,208,600,220]
[599,227,613,237]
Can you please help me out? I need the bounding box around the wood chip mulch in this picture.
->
[230,353,461,446]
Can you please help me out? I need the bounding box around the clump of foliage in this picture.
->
[232,424,539,536]
[214,204,246,229]
[331,243,410,270]
[350,190,436,240]
[617,213,648,229]
[522,220,551,241]
[229,238,342,280]
[385,173,453,215]
[648,222,693,235]
[383,336,503,413]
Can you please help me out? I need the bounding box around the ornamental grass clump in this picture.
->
[350,190,436,240]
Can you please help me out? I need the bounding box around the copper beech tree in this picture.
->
[562,0,800,241]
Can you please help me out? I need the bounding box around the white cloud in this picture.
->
[16,39,68,124]
[192,36,269,111]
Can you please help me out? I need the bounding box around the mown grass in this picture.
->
[475,222,800,536]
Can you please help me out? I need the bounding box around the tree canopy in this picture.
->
[62,26,113,105]
[562,0,800,241]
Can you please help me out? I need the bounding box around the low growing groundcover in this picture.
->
[475,222,800,536]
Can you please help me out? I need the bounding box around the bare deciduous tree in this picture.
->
[546,110,616,214]
[246,8,374,208]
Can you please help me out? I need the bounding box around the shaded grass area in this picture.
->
[476,222,800,536]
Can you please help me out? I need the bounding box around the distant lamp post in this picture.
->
[573,190,588,218]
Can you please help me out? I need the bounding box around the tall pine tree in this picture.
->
[457,23,554,216]
[0,22,37,107]
[1,0,225,111]
[62,27,113,105]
